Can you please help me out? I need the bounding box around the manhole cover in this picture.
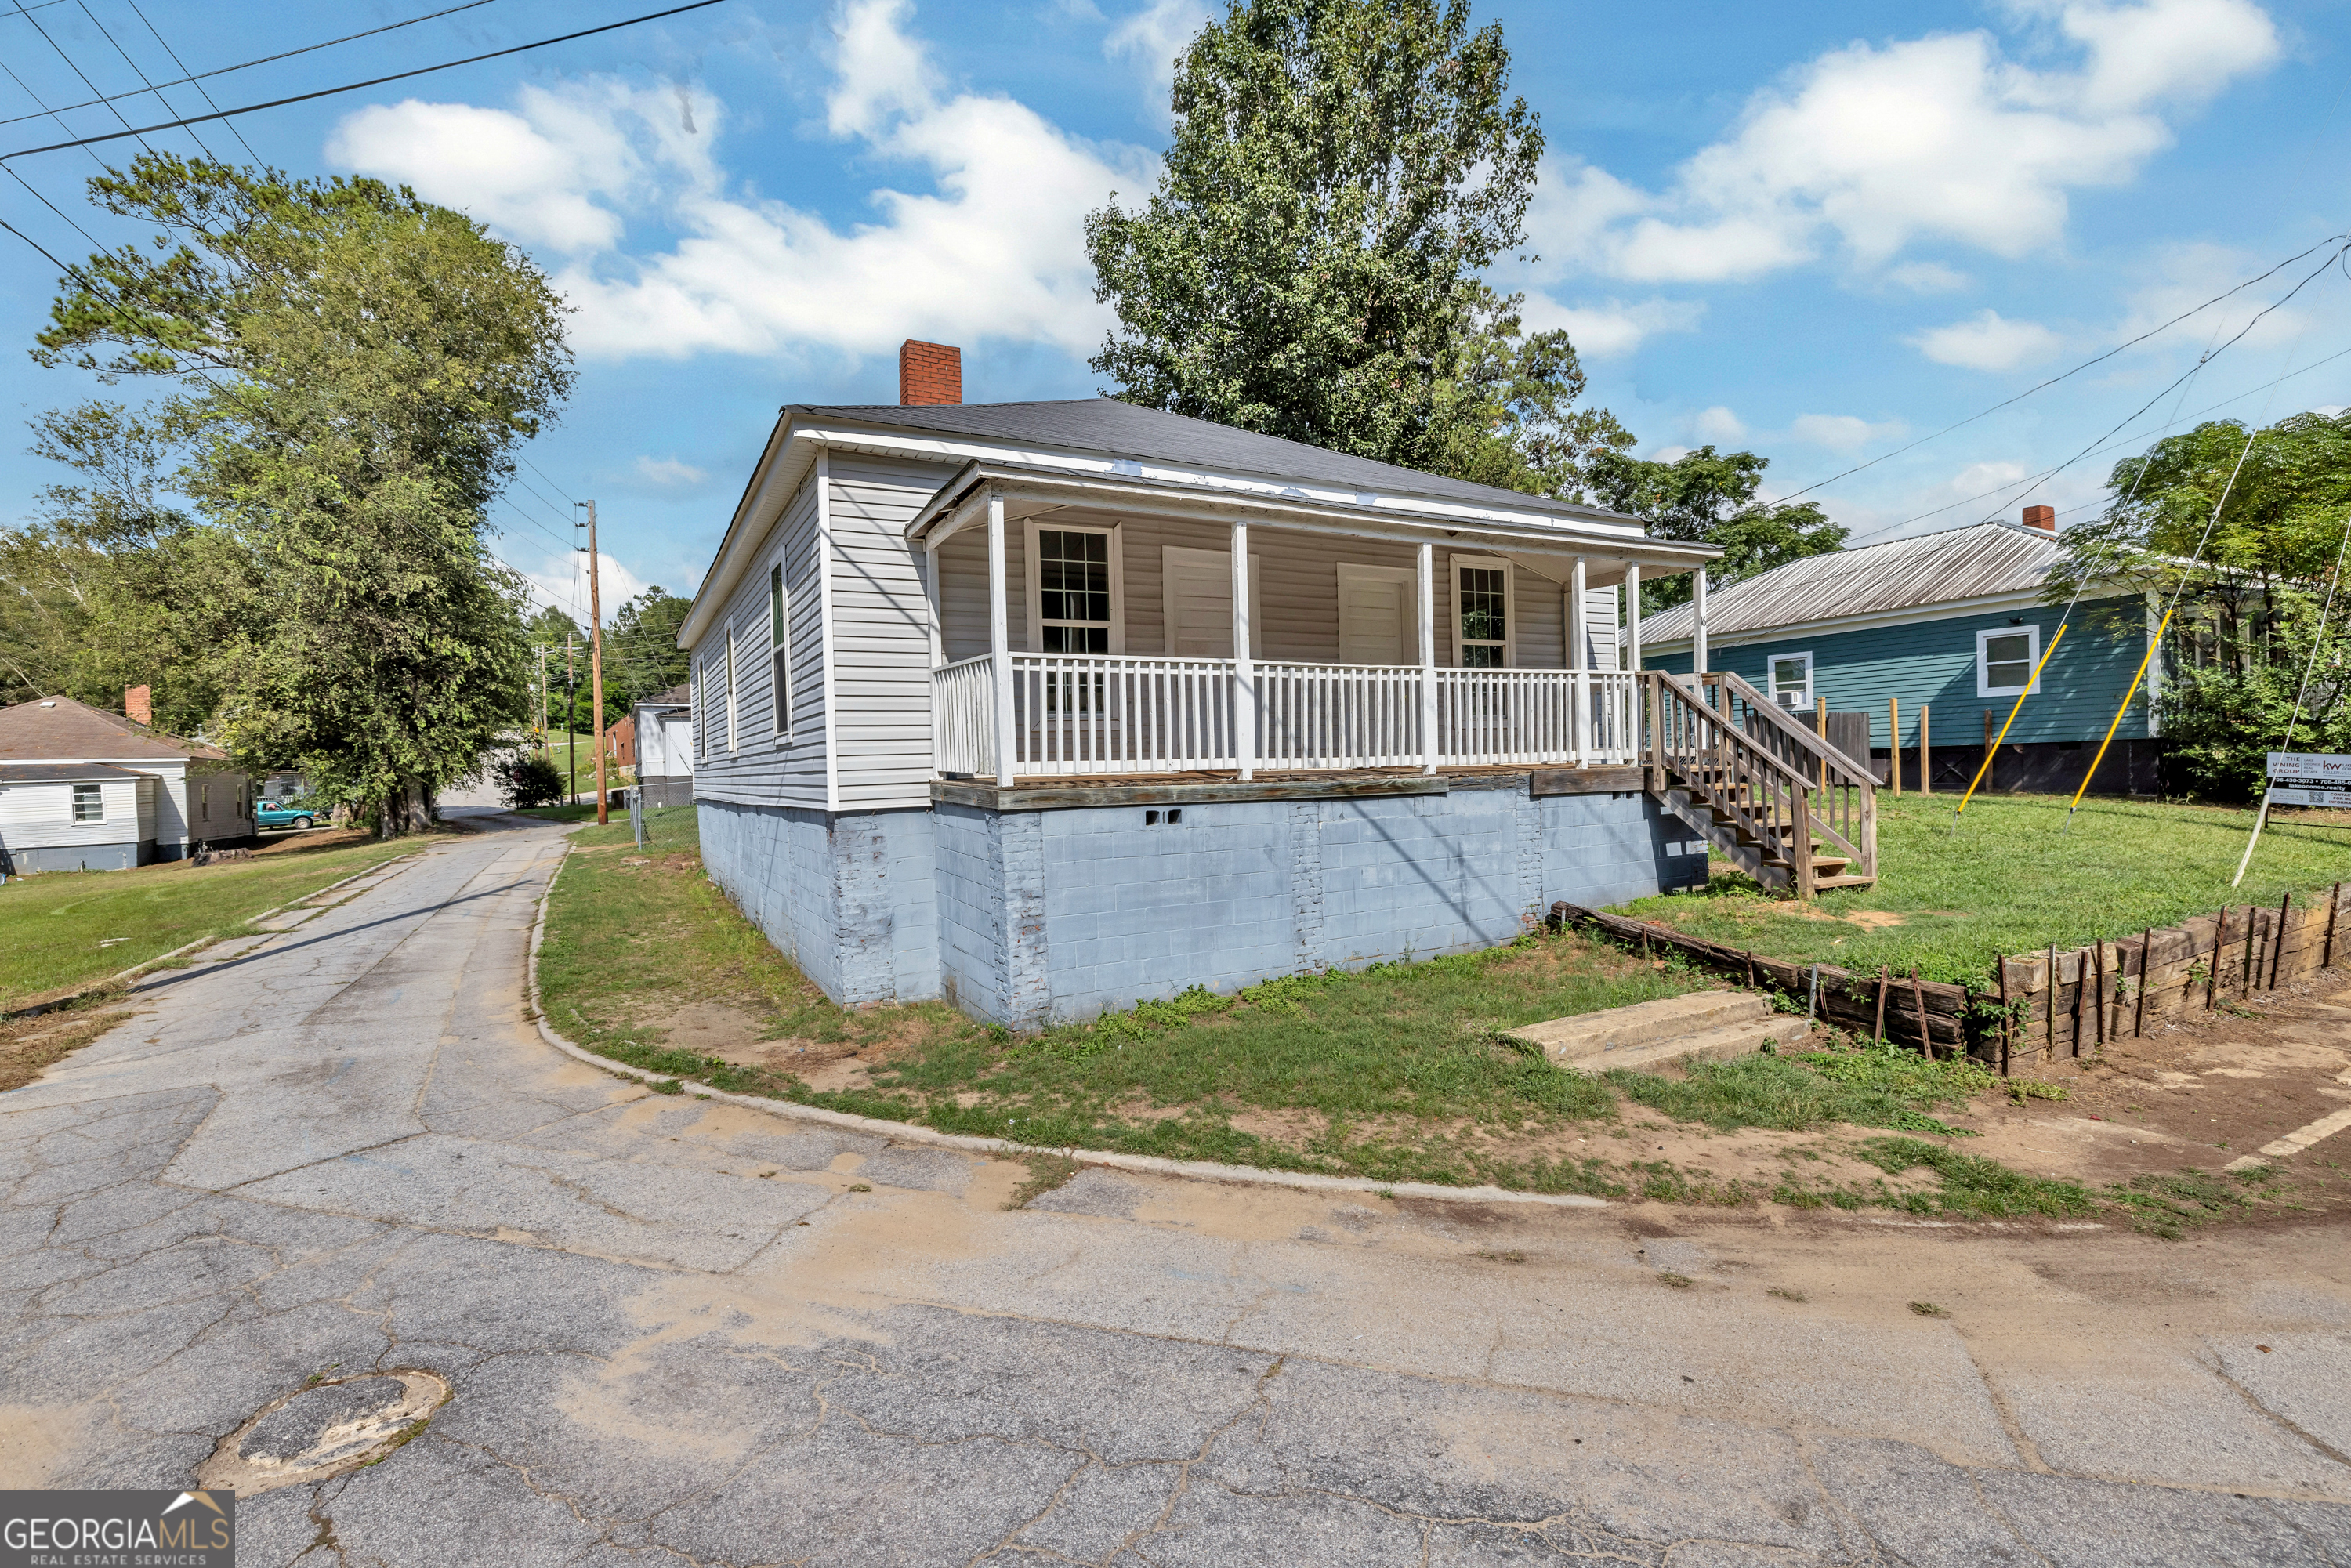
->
[197,1371,449,1497]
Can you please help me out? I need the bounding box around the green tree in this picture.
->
[31,154,572,831]
[1087,0,1630,489]
[1586,446,1848,611]
[603,586,690,710]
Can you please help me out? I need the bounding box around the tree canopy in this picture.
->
[1586,446,1847,611]
[21,154,572,829]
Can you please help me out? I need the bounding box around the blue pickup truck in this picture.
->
[256,800,321,831]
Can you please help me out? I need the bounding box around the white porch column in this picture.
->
[987,489,1015,788]
[1624,565,1642,671]
[1568,557,1590,766]
[1691,567,1709,675]
[1416,541,1437,775]
[1231,518,1255,780]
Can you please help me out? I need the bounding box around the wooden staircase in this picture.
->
[1640,672,1878,899]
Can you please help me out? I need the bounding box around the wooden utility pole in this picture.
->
[565,632,578,808]
[537,643,548,740]
[585,499,609,826]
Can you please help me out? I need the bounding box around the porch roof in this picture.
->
[904,460,1720,585]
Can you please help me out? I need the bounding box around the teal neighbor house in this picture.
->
[1636,508,2162,795]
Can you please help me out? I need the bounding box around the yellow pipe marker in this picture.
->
[2064,605,2179,822]
[1956,623,2067,814]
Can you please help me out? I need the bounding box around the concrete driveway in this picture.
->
[3,818,2347,1566]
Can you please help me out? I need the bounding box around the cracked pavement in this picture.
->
[3,817,2349,1565]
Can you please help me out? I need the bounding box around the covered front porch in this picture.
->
[913,468,1715,785]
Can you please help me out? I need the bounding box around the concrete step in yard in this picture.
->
[1505,990,1812,1074]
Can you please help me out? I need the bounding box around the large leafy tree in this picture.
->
[1586,446,1848,611]
[604,586,691,710]
[1085,0,1630,487]
[2051,411,2351,798]
[31,154,572,831]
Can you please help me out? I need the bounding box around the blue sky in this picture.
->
[2,0,2346,631]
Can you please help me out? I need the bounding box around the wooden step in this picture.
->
[1813,874,1876,889]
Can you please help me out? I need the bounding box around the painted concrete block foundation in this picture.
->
[701,778,1703,1028]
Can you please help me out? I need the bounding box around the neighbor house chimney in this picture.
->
[125,684,152,726]
[898,339,962,406]
[2022,505,2056,534]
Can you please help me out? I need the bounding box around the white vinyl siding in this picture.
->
[686,470,830,809]
[826,456,958,809]
[0,774,156,850]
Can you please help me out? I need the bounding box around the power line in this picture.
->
[0,0,500,129]
[5,0,159,161]
[1,0,733,162]
[1775,232,2351,506]
[116,0,260,165]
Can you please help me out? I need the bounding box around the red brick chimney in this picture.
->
[2022,505,2056,534]
[898,339,962,406]
[125,684,152,726]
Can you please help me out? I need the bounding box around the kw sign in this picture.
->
[2,1489,234,1566]
[2266,751,2351,809]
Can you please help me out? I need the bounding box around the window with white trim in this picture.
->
[694,657,705,759]
[1978,625,2041,697]
[770,563,792,740]
[1766,652,1814,712]
[725,621,739,751]
[1027,524,1122,654]
[1451,556,1512,667]
[72,782,103,824]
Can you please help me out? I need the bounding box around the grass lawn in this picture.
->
[537,809,2117,1212]
[0,829,432,1010]
[1617,791,2351,986]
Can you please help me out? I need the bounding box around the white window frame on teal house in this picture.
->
[1766,650,1813,712]
[1978,623,2041,697]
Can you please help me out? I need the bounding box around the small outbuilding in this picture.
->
[629,682,693,808]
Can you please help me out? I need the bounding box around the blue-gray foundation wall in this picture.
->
[699,779,1703,1028]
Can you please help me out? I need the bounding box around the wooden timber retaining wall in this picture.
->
[1552,882,2349,1074]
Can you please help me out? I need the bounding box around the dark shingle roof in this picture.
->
[0,762,150,784]
[0,696,228,762]
[802,399,1636,524]
[1642,522,2064,644]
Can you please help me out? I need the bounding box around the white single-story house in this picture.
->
[0,763,161,874]
[678,342,1876,1027]
[631,682,694,808]
[0,695,253,870]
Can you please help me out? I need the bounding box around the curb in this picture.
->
[523,839,1608,1211]
[3,846,429,1023]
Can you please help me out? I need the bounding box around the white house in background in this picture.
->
[630,681,694,808]
[670,342,1895,1030]
[0,695,253,871]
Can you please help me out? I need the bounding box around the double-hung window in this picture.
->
[1767,652,1814,712]
[1979,625,2041,697]
[725,621,739,752]
[71,783,103,824]
[1453,556,1512,667]
[1034,527,1117,654]
[770,563,792,741]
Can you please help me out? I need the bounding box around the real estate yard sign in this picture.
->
[2266,751,2351,807]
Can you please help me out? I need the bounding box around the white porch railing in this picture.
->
[934,654,1639,779]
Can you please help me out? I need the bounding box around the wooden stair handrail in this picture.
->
[1706,672,1880,785]
[1646,671,1878,889]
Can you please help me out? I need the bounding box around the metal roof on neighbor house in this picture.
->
[1641,521,2066,646]
[800,398,1643,528]
[0,695,229,762]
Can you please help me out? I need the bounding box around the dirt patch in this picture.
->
[0,1004,136,1092]
[700,1014,929,1095]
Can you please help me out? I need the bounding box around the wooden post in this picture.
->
[1417,541,1438,777]
[1745,949,1758,989]
[2134,926,2152,1038]
[2070,947,2085,1056]
[2208,907,2225,1010]
[1996,954,2012,1076]
[986,488,1016,788]
[1568,556,1590,766]
[2271,892,2291,989]
[1918,704,1930,796]
[1875,965,1889,1043]
[1643,673,1665,795]
[1888,697,1902,795]
[1813,701,1829,794]
[2092,940,2106,1048]
[1910,969,1931,1058]
[1232,517,1255,781]
[2241,904,2258,1000]
[1692,567,1709,675]
[2047,943,2059,1061]
[2326,882,2342,970]
[1624,563,1643,670]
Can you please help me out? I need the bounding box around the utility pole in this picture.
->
[565,632,578,808]
[537,643,548,741]
[581,499,610,826]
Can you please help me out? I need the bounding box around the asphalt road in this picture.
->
[3,818,2349,1566]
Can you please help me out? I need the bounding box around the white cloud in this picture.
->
[1521,0,2278,286]
[328,0,1152,362]
[1692,405,1746,443]
[1520,293,1704,357]
[1909,309,2065,370]
[1106,0,1210,110]
[636,456,708,487]
[1886,261,1970,293]
[1789,413,1907,451]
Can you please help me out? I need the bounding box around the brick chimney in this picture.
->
[125,684,152,726]
[2022,504,2056,534]
[898,339,962,406]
